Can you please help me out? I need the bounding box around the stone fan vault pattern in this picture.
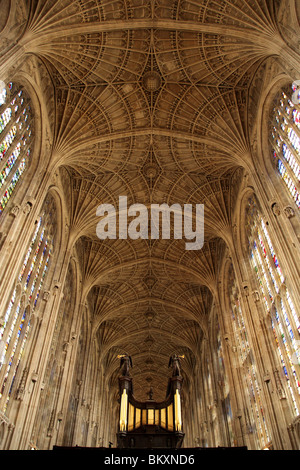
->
[0,0,300,449]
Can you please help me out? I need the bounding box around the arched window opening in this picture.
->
[246,197,300,418]
[0,197,56,413]
[0,81,34,215]
[228,266,270,449]
[270,86,300,208]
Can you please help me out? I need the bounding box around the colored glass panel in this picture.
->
[0,82,33,216]
[271,89,300,208]
[0,214,52,411]
[248,198,300,417]
[231,288,270,448]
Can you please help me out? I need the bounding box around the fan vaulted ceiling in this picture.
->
[9,0,287,400]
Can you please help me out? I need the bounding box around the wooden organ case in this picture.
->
[117,355,185,449]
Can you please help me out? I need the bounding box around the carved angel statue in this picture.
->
[118,354,133,376]
[168,354,185,377]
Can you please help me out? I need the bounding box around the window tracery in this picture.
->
[0,82,33,215]
[247,197,300,418]
[271,87,300,208]
[228,268,270,449]
[0,197,55,413]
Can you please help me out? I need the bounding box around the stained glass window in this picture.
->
[247,197,300,418]
[0,84,7,107]
[271,88,300,208]
[0,81,33,215]
[229,271,270,449]
[0,214,52,412]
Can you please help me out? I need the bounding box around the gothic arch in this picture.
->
[259,75,296,202]
[1,0,300,450]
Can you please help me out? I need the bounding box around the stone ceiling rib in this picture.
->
[23,20,276,42]
[8,0,284,398]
